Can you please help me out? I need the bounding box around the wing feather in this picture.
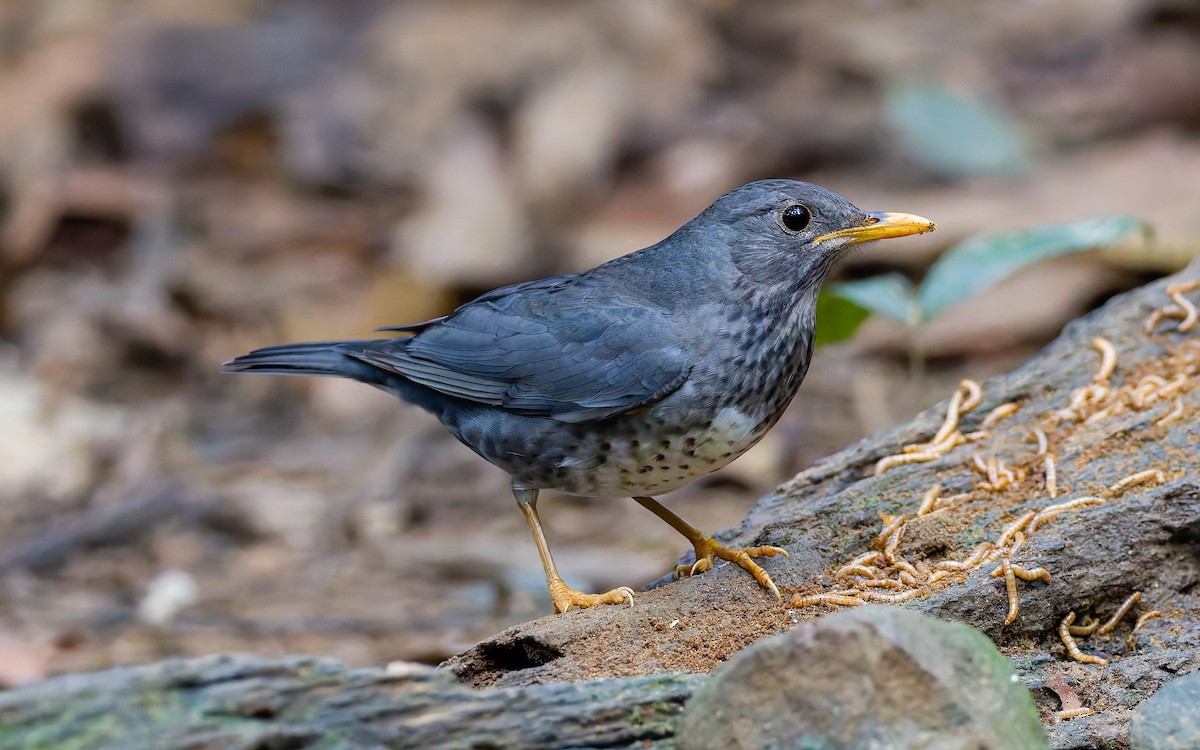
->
[349,273,689,421]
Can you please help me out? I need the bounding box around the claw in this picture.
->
[674,557,715,579]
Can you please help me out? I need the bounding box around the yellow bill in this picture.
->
[813,211,937,245]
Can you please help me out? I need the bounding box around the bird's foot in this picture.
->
[675,536,790,599]
[547,577,635,614]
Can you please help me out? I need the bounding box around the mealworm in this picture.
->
[1084,399,1126,424]
[898,570,918,587]
[996,511,1037,548]
[861,578,905,589]
[1058,383,1111,422]
[1127,610,1162,647]
[862,588,923,603]
[1002,559,1019,625]
[927,570,949,584]
[841,551,883,570]
[929,388,965,447]
[1156,399,1184,426]
[892,560,921,580]
[876,448,943,475]
[1030,426,1048,456]
[1133,610,1162,630]
[932,492,971,512]
[980,458,1021,491]
[903,432,960,453]
[834,565,879,580]
[1168,280,1199,332]
[791,592,865,607]
[1055,707,1095,722]
[936,542,994,570]
[960,379,983,412]
[1008,530,1026,558]
[1067,616,1100,637]
[980,401,1019,429]
[1110,470,1164,493]
[1044,455,1058,499]
[883,527,905,564]
[1156,373,1188,399]
[1060,612,1109,666]
[1027,496,1106,533]
[1145,307,1179,334]
[876,514,907,544]
[1131,375,1168,409]
[917,484,941,516]
[1092,337,1117,382]
[1097,592,1141,634]
[990,564,1051,583]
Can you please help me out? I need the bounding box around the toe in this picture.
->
[712,545,785,599]
[743,545,790,560]
[552,584,636,613]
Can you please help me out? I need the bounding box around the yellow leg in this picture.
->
[514,488,634,614]
[633,495,789,599]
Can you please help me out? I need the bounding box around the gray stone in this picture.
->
[1131,671,1200,750]
[678,605,1047,750]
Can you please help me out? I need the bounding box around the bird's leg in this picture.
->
[632,496,789,599]
[514,488,635,614]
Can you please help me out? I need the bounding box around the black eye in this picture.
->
[780,204,812,233]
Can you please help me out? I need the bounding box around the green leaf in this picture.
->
[886,80,1030,179]
[827,273,919,325]
[814,291,872,347]
[917,215,1149,321]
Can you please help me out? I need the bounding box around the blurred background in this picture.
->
[1,0,1198,683]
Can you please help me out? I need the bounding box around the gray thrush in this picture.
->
[223,180,935,613]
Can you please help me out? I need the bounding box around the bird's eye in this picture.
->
[780,204,812,233]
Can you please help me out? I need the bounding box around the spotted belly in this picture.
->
[514,405,770,497]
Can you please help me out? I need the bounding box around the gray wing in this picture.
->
[351,274,690,422]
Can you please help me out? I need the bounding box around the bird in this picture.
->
[223,180,935,614]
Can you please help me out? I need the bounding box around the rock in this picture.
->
[1130,671,1200,750]
[0,654,700,750]
[679,605,1047,750]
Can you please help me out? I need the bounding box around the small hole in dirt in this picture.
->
[248,706,277,720]
[246,734,319,750]
[476,636,562,673]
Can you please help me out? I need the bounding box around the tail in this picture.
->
[221,340,395,387]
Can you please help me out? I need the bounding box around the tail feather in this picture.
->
[222,340,393,385]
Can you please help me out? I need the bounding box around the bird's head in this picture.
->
[690,179,935,293]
